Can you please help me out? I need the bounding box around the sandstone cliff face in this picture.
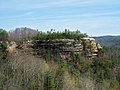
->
[7,37,102,58]
[6,41,17,53]
[33,37,102,58]
[81,37,102,58]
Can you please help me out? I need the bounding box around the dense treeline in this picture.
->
[0,28,120,90]
[39,46,120,89]
[7,28,88,41]
[32,29,87,40]
[92,46,120,89]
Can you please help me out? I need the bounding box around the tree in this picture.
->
[0,29,8,41]
[0,29,8,62]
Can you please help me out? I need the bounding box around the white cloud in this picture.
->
[0,11,33,20]
[1,0,119,10]
[0,10,120,22]
[0,0,106,9]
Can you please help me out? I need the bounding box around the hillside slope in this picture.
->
[1,41,95,90]
[0,29,120,90]
[94,36,120,47]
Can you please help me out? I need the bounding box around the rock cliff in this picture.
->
[33,37,102,58]
[7,37,102,59]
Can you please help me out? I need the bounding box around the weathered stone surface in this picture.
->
[9,37,101,58]
[82,37,102,57]
[9,41,17,47]
[33,37,102,58]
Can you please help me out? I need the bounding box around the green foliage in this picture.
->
[70,52,79,65]
[0,41,9,62]
[0,29,8,61]
[110,79,120,89]
[44,72,56,90]
[0,29,8,41]
[0,28,120,89]
[116,71,120,84]
[57,60,68,71]
[92,59,112,83]
[93,46,120,88]
[32,29,87,40]
[0,29,9,89]
[14,40,23,46]
[71,67,80,81]
[79,57,92,73]
[70,52,91,73]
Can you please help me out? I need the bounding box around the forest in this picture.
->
[0,28,120,90]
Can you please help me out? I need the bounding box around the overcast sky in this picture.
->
[0,0,120,36]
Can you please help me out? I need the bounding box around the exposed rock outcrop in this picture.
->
[8,37,102,59]
[33,37,102,58]
[81,37,102,58]
[7,41,17,53]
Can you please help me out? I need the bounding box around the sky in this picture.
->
[0,0,120,36]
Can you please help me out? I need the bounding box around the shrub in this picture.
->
[44,72,56,90]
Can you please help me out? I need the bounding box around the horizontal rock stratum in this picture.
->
[33,37,102,58]
[7,37,102,59]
